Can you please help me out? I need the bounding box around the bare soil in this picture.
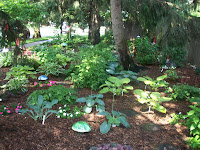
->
[0,63,199,150]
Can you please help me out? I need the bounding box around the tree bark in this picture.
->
[88,0,101,45]
[110,0,138,71]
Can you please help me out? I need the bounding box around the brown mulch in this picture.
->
[0,63,199,150]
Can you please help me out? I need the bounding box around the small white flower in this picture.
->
[59,110,63,113]
[0,98,2,101]
[4,107,6,110]
[70,114,73,117]
[183,117,186,119]
[179,112,182,114]
[137,35,140,38]
[63,113,67,116]
[75,112,79,115]
[59,107,62,109]
[64,105,66,107]
[57,115,60,118]
[67,113,69,116]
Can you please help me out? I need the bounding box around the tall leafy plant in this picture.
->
[98,76,133,134]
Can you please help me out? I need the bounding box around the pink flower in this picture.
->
[40,84,44,87]
[49,81,56,84]
[34,82,38,86]
[0,112,3,115]
[15,108,19,113]
[7,110,10,113]
[48,83,53,87]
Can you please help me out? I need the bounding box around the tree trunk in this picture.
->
[110,0,138,71]
[88,0,101,45]
[33,25,41,39]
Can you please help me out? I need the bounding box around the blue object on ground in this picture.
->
[38,75,48,81]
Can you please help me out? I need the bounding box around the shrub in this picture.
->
[134,36,159,65]
[27,85,78,105]
[0,51,13,67]
[70,42,117,90]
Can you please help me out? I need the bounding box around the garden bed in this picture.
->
[0,63,199,150]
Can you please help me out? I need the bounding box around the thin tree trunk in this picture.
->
[110,0,138,71]
[88,0,101,45]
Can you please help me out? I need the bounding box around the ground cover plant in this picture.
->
[0,35,200,149]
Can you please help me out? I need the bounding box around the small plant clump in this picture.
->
[89,143,134,150]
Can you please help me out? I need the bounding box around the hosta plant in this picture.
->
[98,77,132,134]
[76,94,105,114]
[134,89,172,113]
[117,70,138,81]
[98,110,130,134]
[19,95,58,125]
[137,75,168,91]
[165,68,178,81]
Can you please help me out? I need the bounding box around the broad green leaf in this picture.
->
[105,81,113,86]
[124,85,133,90]
[150,92,161,100]
[144,80,154,85]
[99,87,110,94]
[96,105,105,112]
[158,97,172,102]
[120,78,130,84]
[188,110,195,116]
[111,111,119,117]
[83,106,92,114]
[76,97,86,103]
[106,69,115,74]
[95,99,105,106]
[100,121,111,134]
[95,94,103,98]
[98,111,110,116]
[38,95,44,107]
[153,103,166,113]
[108,76,119,83]
[190,124,196,131]
[145,76,153,81]
[193,117,199,125]
[134,89,144,97]
[137,77,146,82]
[119,116,130,128]
[86,99,95,107]
[156,74,167,81]
[138,98,148,104]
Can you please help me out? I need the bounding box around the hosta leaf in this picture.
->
[158,97,172,103]
[153,103,166,113]
[156,74,167,81]
[86,99,95,107]
[190,124,196,131]
[150,92,161,100]
[99,87,110,94]
[137,77,146,82]
[106,69,115,74]
[138,98,148,104]
[95,99,105,106]
[38,95,44,107]
[98,111,110,116]
[144,80,154,85]
[108,76,119,83]
[124,85,133,90]
[76,97,86,103]
[119,116,130,128]
[120,78,130,84]
[96,105,105,112]
[83,105,92,114]
[134,89,144,97]
[100,121,111,134]
[111,111,119,117]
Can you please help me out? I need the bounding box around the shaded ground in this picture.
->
[0,63,199,150]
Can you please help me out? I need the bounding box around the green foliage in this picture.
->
[106,62,119,75]
[70,42,116,90]
[134,36,160,65]
[137,75,168,91]
[170,84,200,101]
[19,95,58,124]
[1,77,29,93]
[76,94,105,114]
[160,46,187,67]
[27,85,78,105]
[117,70,138,81]
[169,112,184,125]
[0,52,13,67]
[184,105,200,149]
[134,89,172,113]
[98,110,130,134]
[5,65,36,80]
[0,105,11,115]
[57,104,84,119]
[17,55,40,70]
[37,62,64,76]
[1,65,36,92]
[165,68,178,81]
